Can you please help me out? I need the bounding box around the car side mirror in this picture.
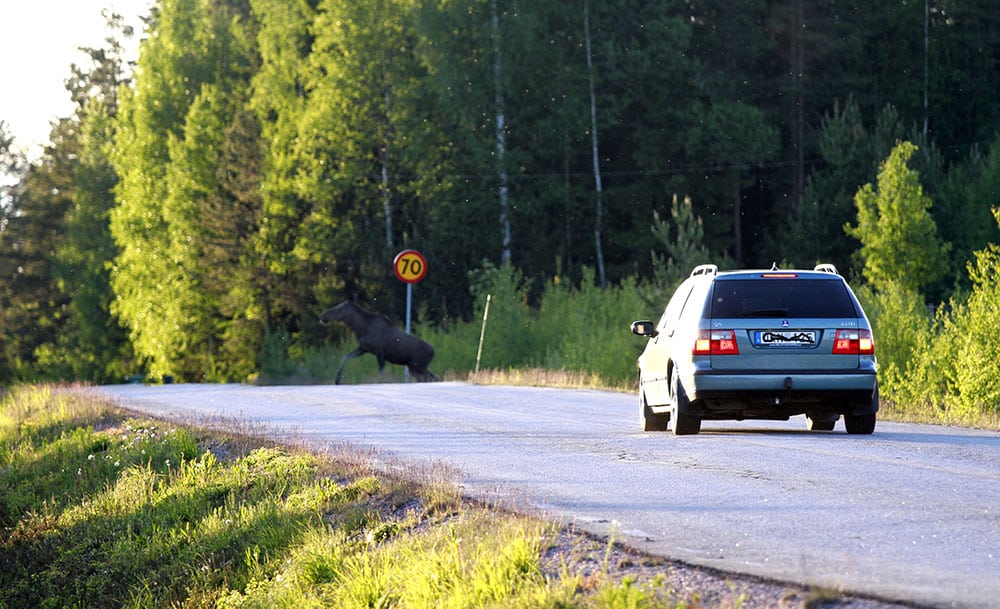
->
[631,320,658,338]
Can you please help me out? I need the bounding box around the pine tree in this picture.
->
[643,194,719,308]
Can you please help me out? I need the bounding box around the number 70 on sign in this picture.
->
[393,249,427,284]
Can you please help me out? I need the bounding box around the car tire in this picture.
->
[845,413,876,434]
[669,369,701,436]
[845,385,878,435]
[806,415,837,431]
[641,392,670,432]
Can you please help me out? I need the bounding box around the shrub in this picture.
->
[855,282,935,412]
[941,218,1000,421]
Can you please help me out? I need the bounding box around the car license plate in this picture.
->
[753,330,817,347]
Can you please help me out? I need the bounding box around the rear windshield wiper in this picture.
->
[746,308,789,317]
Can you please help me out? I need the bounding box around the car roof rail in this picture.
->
[813,263,839,275]
[690,264,718,278]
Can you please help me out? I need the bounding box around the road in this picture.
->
[91,382,1000,609]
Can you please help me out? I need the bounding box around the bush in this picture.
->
[536,268,646,386]
[419,263,646,387]
[941,226,1000,421]
[855,282,935,412]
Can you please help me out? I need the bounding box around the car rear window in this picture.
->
[710,279,858,319]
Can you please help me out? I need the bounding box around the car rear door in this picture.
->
[707,275,863,371]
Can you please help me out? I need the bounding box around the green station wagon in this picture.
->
[631,264,878,435]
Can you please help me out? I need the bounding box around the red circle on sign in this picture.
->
[393,249,427,284]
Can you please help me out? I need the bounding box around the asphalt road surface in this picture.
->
[92,382,1000,609]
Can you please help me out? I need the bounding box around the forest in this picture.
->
[1,0,999,420]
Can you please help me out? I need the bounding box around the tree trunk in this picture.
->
[584,1,607,288]
[793,0,805,210]
[492,0,511,265]
[380,86,393,250]
[732,175,743,264]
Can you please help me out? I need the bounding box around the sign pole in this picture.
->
[404,283,412,380]
[405,283,413,336]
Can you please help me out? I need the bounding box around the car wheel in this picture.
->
[806,415,837,431]
[642,395,670,431]
[845,413,876,434]
[669,369,701,436]
[845,385,878,435]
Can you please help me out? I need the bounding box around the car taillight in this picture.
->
[833,329,875,355]
[694,330,739,355]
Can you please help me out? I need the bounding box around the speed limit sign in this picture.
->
[393,249,427,284]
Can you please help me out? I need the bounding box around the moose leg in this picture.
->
[412,368,441,382]
[335,348,366,385]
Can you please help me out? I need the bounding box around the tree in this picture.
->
[249,0,317,331]
[65,10,134,116]
[0,120,77,381]
[0,123,27,382]
[682,99,779,265]
[51,101,134,382]
[294,0,432,308]
[50,14,138,382]
[111,0,253,379]
[162,85,254,381]
[937,136,1000,288]
[1,121,24,222]
[642,194,719,309]
[845,141,949,293]
[583,0,606,288]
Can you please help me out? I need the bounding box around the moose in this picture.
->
[319,300,440,384]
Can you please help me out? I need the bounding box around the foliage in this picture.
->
[938,209,1000,420]
[845,141,950,293]
[0,121,77,382]
[110,0,255,380]
[854,283,936,415]
[418,263,645,387]
[856,207,1000,425]
[50,100,135,383]
[643,194,723,310]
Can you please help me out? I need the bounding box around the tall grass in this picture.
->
[418,265,649,389]
[2,385,728,608]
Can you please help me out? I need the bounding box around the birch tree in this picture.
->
[583,0,606,288]
[491,0,512,265]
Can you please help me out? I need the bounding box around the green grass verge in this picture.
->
[1,384,721,609]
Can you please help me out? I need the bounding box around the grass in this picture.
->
[1,384,754,609]
[465,368,633,393]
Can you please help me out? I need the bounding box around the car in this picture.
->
[630,263,878,435]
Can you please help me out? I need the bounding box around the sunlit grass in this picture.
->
[463,367,633,393]
[2,384,737,609]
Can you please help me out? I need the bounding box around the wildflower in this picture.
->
[114,461,120,467]
[88,454,95,461]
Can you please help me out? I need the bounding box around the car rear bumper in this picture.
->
[684,368,879,417]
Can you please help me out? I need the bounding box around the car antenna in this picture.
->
[770,262,779,271]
